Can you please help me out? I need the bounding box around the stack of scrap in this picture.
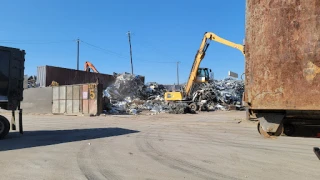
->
[27,76,38,88]
[104,73,147,101]
[145,82,166,100]
[191,78,245,110]
[104,73,245,115]
[214,78,244,108]
[104,73,189,115]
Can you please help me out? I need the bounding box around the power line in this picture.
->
[1,38,179,64]
[133,37,178,62]
[80,39,177,64]
[136,60,176,64]
[0,40,73,44]
[80,40,126,58]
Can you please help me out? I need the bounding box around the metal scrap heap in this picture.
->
[104,73,147,101]
[104,73,190,115]
[104,73,245,115]
[189,77,245,110]
[213,78,244,108]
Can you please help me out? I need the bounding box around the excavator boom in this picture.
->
[205,32,245,55]
[164,32,244,102]
[84,61,99,73]
[184,32,245,97]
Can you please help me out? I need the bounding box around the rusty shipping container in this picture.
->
[245,0,320,137]
[37,66,145,88]
[37,66,116,88]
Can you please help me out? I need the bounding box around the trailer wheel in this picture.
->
[271,123,284,136]
[257,122,271,138]
[257,122,283,138]
[0,115,10,139]
[283,124,295,136]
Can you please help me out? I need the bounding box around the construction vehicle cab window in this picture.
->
[196,68,210,82]
[1,1,320,179]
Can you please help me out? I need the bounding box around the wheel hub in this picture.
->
[189,103,198,112]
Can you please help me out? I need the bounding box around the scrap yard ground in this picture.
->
[0,111,319,180]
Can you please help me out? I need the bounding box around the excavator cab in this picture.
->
[196,68,211,83]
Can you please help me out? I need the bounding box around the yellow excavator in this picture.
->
[164,32,245,111]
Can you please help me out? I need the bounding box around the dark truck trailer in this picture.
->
[244,0,320,137]
[0,46,25,139]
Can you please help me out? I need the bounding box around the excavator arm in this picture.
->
[84,61,99,73]
[184,32,245,96]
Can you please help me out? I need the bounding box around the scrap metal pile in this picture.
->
[104,73,245,115]
[104,74,189,115]
[211,78,245,110]
[27,76,38,88]
[189,78,245,111]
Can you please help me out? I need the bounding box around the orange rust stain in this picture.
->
[303,61,320,83]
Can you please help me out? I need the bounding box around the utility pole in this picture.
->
[127,31,134,74]
[77,38,80,70]
[177,61,180,85]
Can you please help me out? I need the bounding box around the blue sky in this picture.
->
[0,0,245,84]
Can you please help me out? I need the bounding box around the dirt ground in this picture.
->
[0,111,319,180]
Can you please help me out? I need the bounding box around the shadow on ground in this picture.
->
[287,125,320,138]
[0,128,139,151]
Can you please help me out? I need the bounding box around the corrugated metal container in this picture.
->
[37,65,146,88]
[37,66,46,87]
[37,65,116,88]
[52,83,103,115]
[23,75,28,89]
[245,0,320,111]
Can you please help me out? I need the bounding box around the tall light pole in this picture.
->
[177,61,180,85]
[127,31,134,74]
[76,38,80,70]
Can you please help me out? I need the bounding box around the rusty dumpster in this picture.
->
[52,83,103,115]
[245,0,320,137]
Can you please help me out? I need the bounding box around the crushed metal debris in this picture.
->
[104,73,245,115]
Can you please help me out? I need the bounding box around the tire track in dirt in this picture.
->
[177,124,316,169]
[136,126,237,180]
[178,124,310,154]
[77,142,120,180]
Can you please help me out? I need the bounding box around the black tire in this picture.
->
[201,105,209,111]
[189,103,198,112]
[283,124,295,136]
[0,115,10,139]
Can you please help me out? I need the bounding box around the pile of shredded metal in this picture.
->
[206,78,244,109]
[104,73,245,115]
[104,73,148,101]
